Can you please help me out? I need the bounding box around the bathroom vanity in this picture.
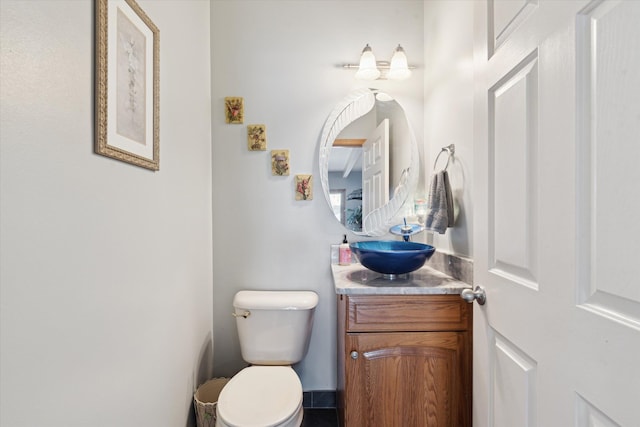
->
[333,263,472,427]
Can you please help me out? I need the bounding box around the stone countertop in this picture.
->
[331,263,472,295]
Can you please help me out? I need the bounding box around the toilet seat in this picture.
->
[216,366,303,427]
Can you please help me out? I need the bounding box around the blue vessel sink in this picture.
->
[349,240,436,276]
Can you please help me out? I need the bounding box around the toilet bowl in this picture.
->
[216,366,303,427]
[215,290,318,427]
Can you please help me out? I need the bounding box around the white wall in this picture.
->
[422,0,475,257]
[210,0,424,390]
[0,1,213,426]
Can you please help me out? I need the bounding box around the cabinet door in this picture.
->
[345,331,470,427]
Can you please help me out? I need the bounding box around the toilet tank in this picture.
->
[233,290,318,365]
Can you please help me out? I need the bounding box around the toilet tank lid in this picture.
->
[233,290,318,310]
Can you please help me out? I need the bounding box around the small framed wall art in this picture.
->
[295,175,313,201]
[225,97,244,124]
[271,150,290,176]
[96,0,160,171]
[247,124,267,151]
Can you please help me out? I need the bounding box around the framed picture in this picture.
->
[271,150,290,176]
[247,124,266,151]
[295,175,313,201]
[225,97,244,124]
[96,0,160,171]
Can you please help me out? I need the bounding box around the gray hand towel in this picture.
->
[424,170,454,234]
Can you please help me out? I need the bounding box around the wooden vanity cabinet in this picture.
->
[337,294,472,427]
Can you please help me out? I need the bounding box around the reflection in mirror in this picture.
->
[319,88,418,236]
[329,189,346,225]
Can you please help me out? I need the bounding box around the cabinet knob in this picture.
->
[350,351,359,360]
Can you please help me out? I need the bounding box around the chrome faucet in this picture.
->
[389,218,424,242]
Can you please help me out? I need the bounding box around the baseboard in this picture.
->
[303,390,336,408]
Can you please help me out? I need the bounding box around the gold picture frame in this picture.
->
[271,150,290,176]
[247,124,267,151]
[295,175,313,201]
[225,97,244,124]
[96,0,160,171]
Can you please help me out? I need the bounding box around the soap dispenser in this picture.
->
[339,235,351,266]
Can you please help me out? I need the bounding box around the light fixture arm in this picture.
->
[342,62,416,70]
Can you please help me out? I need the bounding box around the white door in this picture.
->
[472,1,640,426]
[362,118,389,222]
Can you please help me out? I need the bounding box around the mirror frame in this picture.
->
[319,88,418,236]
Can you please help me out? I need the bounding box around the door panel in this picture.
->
[362,118,389,221]
[489,50,539,289]
[491,0,538,54]
[576,0,640,332]
[474,1,640,426]
[573,0,640,420]
[491,330,538,427]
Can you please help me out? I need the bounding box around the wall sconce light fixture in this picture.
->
[344,44,415,81]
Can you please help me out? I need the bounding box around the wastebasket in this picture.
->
[194,378,229,427]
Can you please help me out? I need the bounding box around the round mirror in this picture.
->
[319,88,418,236]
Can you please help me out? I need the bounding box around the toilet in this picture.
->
[216,290,319,427]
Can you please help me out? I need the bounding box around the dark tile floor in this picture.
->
[301,408,339,427]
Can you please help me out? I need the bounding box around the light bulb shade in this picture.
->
[355,44,380,80]
[388,44,411,80]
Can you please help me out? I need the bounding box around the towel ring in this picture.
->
[433,144,455,171]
